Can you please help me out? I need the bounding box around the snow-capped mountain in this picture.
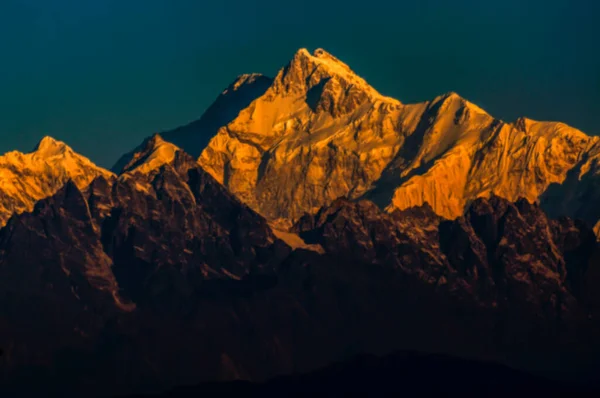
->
[149,48,599,231]
[197,48,405,224]
[112,133,181,176]
[0,136,114,226]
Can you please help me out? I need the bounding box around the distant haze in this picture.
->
[0,0,598,167]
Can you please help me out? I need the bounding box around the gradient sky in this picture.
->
[0,0,598,167]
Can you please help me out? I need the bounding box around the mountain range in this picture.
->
[0,48,599,396]
[2,48,600,234]
[163,48,600,232]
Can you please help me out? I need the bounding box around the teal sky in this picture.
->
[0,0,598,167]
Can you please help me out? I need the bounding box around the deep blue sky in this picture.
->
[0,0,598,167]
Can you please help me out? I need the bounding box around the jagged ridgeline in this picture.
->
[125,48,600,231]
[0,48,599,396]
[2,48,600,232]
[0,137,114,226]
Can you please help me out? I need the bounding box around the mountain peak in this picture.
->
[443,91,461,99]
[432,91,466,104]
[293,47,311,58]
[292,47,343,64]
[117,134,181,175]
[290,47,353,76]
[312,48,342,63]
[0,136,112,226]
[430,91,490,117]
[34,136,71,157]
[273,47,390,106]
[146,133,167,147]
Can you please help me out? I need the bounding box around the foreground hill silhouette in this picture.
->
[129,351,598,396]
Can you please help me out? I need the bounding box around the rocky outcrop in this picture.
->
[294,195,598,316]
[102,150,291,306]
[292,195,600,370]
[0,180,131,395]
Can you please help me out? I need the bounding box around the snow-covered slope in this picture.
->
[375,110,597,219]
[160,73,273,158]
[198,48,407,224]
[110,133,191,198]
[185,48,599,227]
[0,136,114,226]
[117,47,599,232]
[113,134,180,176]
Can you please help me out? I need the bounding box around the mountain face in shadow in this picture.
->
[0,144,599,396]
[0,147,291,397]
[112,74,272,174]
[540,152,600,238]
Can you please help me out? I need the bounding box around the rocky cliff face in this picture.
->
[93,139,291,305]
[0,144,294,396]
[0,136,114,226]
[150,48,600,231]
[294,195,599,314]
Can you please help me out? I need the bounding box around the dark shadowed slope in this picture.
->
[1,144,600,397]
[111,73,273,174]
[161,74,273,158]
[129,350,599,397]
